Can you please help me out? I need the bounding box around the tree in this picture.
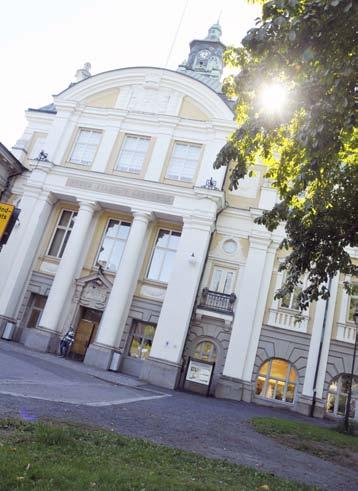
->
[215,0,358,308]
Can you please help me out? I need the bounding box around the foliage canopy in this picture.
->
[215,0,358,308]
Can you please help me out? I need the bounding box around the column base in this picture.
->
[140,357,181,389]
[22,328,60,353]
[295,394,325,418]
[215,376,253,402]
[84,344,114,370]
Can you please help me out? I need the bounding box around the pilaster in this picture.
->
[141,215,213,388]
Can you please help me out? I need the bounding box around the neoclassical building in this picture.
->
[0,24,357,419]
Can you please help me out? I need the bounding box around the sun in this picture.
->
[258,82,288,115]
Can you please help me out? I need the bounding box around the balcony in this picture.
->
[195,288,237,326]
[336,322,356,344]
[268,308,308,333]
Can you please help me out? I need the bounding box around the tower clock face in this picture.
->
[198,50,210,60]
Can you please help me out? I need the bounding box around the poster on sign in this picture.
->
[185,358,215,388]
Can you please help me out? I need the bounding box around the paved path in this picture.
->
[0,340,357,490]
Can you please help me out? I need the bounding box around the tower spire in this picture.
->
[177,22,226,93]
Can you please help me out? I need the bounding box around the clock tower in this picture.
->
[178,22,225,93]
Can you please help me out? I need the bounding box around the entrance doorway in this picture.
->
[71,308,102,360]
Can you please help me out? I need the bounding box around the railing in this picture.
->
[198,288,236,314]
[336,322,356,344]
[268,308,308,333]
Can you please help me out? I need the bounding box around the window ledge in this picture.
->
[335,321,356,344]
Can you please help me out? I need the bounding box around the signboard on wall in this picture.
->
[0,202,15,241]
[186,358,214,386]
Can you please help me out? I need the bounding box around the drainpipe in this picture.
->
[310,277,332,417]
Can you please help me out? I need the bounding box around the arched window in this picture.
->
[256,359,297,403]
[194,341,217,363]
[326,374,358,418]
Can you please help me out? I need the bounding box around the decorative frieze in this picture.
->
[66,177,174,205]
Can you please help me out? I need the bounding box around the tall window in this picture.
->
[96,220,131,272]
[26,294,47,328]
[256,359,297,403]
[147,229,181,283]
[210,267,235,294]
[69,129,101,165]
[115,135,150,174]
[348,284,358,321]
[281,285,302,310]
[194,341,217,362]
[128,322,156,360]
[166,142,201,182]
[326,374,358,418]
[47,210,77,259]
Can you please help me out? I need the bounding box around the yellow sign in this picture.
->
[0,202,15,241]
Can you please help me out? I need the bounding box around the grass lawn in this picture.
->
[0,418,312,491]
[251,417,358,468]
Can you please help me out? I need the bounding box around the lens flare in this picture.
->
[258,82,288,115]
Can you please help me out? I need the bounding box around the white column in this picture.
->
[242,242,278,381]
[223,236,271,381]
[313,274,339,399]
[0,189,54,319]
[94,211,152,348]
[38,200,97,333]
[149,217,213,364]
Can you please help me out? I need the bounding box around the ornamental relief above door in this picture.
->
[73,272,113,311]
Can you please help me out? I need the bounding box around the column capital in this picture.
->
[249,235,271,251]
[77,200,99,213]
[131,210,154,224]
[182,215,215,233]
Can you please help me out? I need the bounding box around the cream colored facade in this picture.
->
[0,27,357,420]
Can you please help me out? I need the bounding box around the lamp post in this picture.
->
[344,305,358,433]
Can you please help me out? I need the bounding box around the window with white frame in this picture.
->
[96,219,131,272]
[348,284,358,322]
[47,210,77,259]
[147,229,181,283]
[26,294,47,328]
[280,283,303,310]
[166,142,201,182]
[115,135,150,174]
[128,322,156,360]
[256,359,297,403]
[210,267,235,294]
[69,129,101,165]
[326,374,358,418]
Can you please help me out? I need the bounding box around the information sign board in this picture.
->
[0,202,15,241]
[186,359,214,386]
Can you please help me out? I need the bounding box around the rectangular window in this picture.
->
[281,285,302,310]
[210,267,235,294]
[128,322,156,360]
[115,135,150,174]
[147,229,181,283]
[47,209,77,259]
[166,142,201,182]
[69,129,101,165]
[96,219,131,273]
[348,284,358,321]
[27,294,47,328]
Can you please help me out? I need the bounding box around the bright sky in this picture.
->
[1,0,261,148]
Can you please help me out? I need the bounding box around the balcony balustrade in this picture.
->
[336,322,356,344]
[198,288,236,314]
[268,308,308,333]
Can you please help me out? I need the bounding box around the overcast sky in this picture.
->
[1,0,261,148]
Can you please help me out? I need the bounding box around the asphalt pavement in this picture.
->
[0,339,357,490]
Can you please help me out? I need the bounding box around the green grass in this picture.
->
[0,419,311,491]
[251,417,358,468]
